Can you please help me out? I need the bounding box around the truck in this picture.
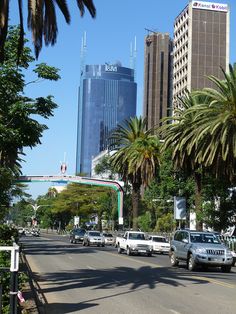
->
[116,231,153,256]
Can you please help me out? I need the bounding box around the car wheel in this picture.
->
[97,244,100,247]
[117,244,122,254]
[82,241,85,246]
[170,251,179,266]
[102,244,105,247]
[221,265,231,273]
[147,252,152,257]
[87,241,90,246]
[188,254,196,271]
[127,247,132,256]
[70,239,73,243]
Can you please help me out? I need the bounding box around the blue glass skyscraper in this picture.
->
[76,63,137,175]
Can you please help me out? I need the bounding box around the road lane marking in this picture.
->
[87,266,96,270]
[68,256,73,260]
[191,276,236,289]
[101,251,236,289]
[169,310,182,314]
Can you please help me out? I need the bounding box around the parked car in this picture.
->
[148,235,170,254]
[169,230,233,272]
[83,231,105,247]
[69,229,86,244]
[102,233,115,245]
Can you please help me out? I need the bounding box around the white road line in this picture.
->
[169,310,182,314]
[87,266,96,270]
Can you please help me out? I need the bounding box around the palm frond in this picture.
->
[0,0,9,62]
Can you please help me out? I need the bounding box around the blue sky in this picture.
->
[10,0,236,198]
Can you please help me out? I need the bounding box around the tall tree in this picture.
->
[0,26,60,217]
[161,93,206,230]
[0,0,96,62]
[110,116,161,230]
[190,64,236,182]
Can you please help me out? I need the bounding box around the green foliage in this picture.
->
[0,224,19,313]
[0,26,60,219]
[201,176,236,231]
[33,63,61,81]
[110,116,161,230]
[138,211,152,232]
[94,155,117,179]
[154,213,176,233]
[35,183,118,230]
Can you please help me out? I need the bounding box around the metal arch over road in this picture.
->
[17,175,124,225]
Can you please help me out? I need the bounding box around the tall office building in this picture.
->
[76,63,137,175]
[173,1,230,106]
[143,32,173,129]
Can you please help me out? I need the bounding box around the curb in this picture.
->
[21,252,47,314]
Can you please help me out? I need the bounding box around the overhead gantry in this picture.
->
[17,175,124,225]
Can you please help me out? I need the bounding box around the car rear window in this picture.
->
[89,232,101,236]
[152,237,167,243]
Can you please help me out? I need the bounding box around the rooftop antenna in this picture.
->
[145,28,158,35]
[129,37,137,81]
[133,36,137,82]
[80,31,87,77]
[77,32,87,174]
[129,41,133,70]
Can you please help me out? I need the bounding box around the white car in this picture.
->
[149,235,170,254]
[102,233,115,245]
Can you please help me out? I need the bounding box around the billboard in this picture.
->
[174,197,186,220]
[192,1,228,12]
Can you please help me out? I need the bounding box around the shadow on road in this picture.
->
[22,234,235,313]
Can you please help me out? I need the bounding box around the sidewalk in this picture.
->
[20,253,39,313]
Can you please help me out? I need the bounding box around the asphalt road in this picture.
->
[21,233,236,314]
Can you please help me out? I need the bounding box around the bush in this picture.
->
[0,224,21,313]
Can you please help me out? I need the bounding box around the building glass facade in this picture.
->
[76,64,137,175]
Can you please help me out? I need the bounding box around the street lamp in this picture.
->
[30,203,50,227]
[30,204,41,218]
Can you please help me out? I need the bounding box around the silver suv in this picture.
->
[170,230,233,272]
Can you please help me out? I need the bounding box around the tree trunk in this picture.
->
[132,183,141,230]
[194,172,203,231]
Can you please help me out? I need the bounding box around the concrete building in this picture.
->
[143,32,173,129]
[76,63,137,175]
[173,1,230,107]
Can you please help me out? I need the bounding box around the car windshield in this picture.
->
[129,233,145,240]
[74,229,85,235]
[89,232,101,237]
[190,233,221,244]
[152,237,167,243]
[103,234,113,237]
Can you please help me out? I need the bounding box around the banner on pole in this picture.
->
[174,197,186,220]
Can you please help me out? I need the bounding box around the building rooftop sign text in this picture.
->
[192,1,228,12]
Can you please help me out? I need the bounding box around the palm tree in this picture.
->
[190,64,236,182]
[110,116,161,230]
[0,0,96,62]
[161,93,206,230]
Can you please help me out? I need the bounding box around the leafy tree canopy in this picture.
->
[0,26,60,219]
